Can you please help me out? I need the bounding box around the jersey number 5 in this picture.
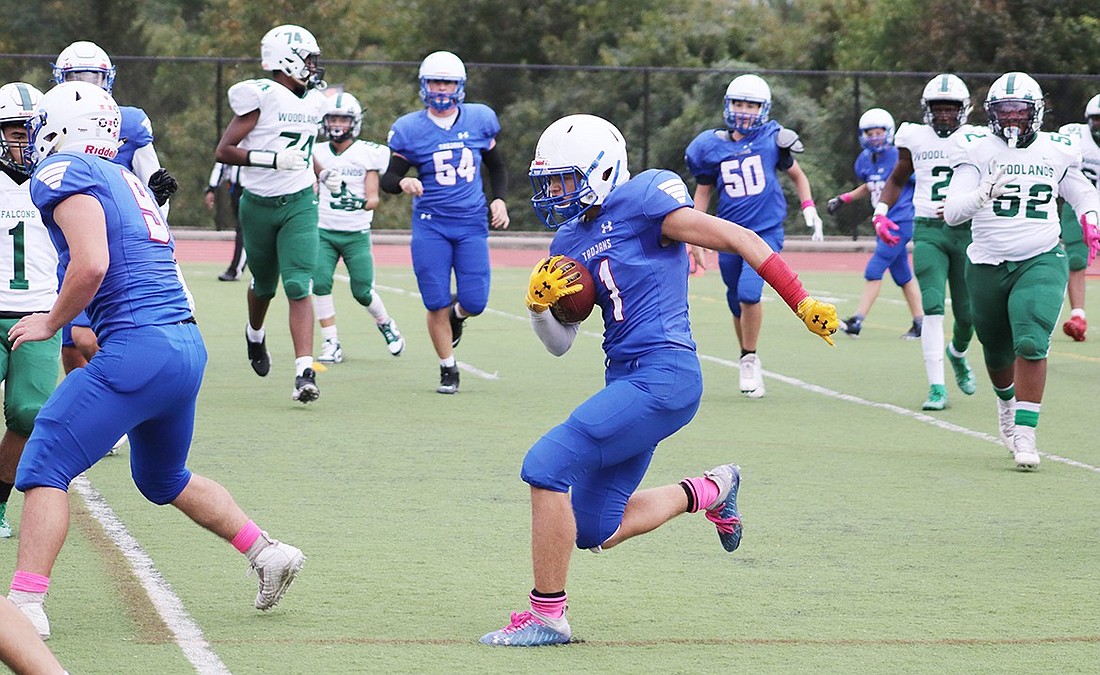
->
[122,171,171,243]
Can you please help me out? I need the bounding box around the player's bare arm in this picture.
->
[215,110,260,166]
[661,206,773,268]
[878,147,914,208]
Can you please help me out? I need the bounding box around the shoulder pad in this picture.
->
[776,127,804,153]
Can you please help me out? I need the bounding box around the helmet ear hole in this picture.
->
[600,166,614,182]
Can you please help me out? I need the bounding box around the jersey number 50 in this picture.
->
[720,155,767,198]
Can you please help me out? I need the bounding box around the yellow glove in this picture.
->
[525,255,583,312]
[796,296,838,346]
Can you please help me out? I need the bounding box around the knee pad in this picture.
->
[133,469,191,506]
[575,517,617,551]
[282,278,311,301]
[1014,332,1048,361]
[351,287,374,308]
[6,404,40,439]
[1065,240,1088,272]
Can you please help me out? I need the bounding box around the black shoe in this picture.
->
[218,271,239,281]
[293,368,320,403]
[437,365,460,394]
[901,320,922,340]
[449,296,466,348]
[246,331,271,377]
[840,315,862,337]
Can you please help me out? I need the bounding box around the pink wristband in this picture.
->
[840,193,854,204]
[757,252,809,312]
[800,200,815,209]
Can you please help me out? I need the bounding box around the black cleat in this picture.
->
[246,331,271,377]
[449,296,466,348]
[293,368,320,403]
[437,365,460,394]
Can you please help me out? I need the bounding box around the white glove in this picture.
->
[275,149,310,171]
[979,161,1011,203]
[802,206,824,242]
[318,169,343,194]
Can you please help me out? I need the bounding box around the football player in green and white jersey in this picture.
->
[1055,95,1100,341]
[944,72,1100,471]
[0,83,60,538]
[216,24,328,404]
[877,74,980,411]
[313,92,405,363]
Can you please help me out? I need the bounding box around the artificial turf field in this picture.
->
[2,251,1099,674]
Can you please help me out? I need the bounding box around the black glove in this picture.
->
[148,168,179,206]
[826,195,846,215]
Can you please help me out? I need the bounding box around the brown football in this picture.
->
[549,256,596,324]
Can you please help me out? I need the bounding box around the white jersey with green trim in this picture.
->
[228,78,326,197]
[950,130,1098,264]
[1057,122,1100,188]
[314,139,389,232]
[896,122,985,218]
[0,171,58,312]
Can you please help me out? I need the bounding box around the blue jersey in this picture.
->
[550,169,696,361]
[387,103,500,221]
[29,153,191,341]
[854,146,915,225]
[111,106,154,172]
[684,120,788,232]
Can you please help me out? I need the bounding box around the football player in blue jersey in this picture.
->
[479,114,837,647]
[5,82,304,640]
[52,41,182,452]
[685,74,823,398]
[380,51,510,394]
[828,108,924,339]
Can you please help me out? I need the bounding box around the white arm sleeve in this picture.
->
[943,164,984,225]
[207,162,224,189]
[529,309,579,356]
[1060,167,1100,216]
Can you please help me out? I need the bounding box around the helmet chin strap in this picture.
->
[1004,126,1020,148]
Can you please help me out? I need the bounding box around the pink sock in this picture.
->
[231,520,262,554]
[529,589,567,620]
[680,475,722,513]
[10,570,49,594]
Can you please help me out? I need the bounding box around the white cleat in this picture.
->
[378,320,405,356]
[249,536,305,610]
[997,398,1015,455]
[1012,427,1040,470]
[739,354,765,399]
[318,339,343,364]
[8,592,50,640]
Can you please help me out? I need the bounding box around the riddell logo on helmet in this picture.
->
[84,144,117,158]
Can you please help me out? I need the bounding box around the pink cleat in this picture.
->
[1063,315,1087,342]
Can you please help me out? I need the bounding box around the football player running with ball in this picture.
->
[944,72,1100,470]
[480,114,836,647]
[875,74,980,411]
[381,51,510,395]
[684,74,823,399]
[216,24,328,403]
[313,92,405,363]
[1056,95,1100,341]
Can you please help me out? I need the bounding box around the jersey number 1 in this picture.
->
[7,221,27,291]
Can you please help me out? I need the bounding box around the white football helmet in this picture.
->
[261,25,326,90]
[418,51,466,112]
[985,72,1044,147]
[1084,94,1100,141]
[724,74,772,134]
[921,74,971,137]
[322,92,362,143]
[529,114,630,230]
[25,81,121,170]
[52,41,116,93]
[0,82,43,176]
[858,107,895,153]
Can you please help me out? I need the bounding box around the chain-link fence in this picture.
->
[4,54,1099,237]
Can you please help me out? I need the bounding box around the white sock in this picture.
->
[440,356,456,368]
[922,315,946,385]
[366,293,390,324]
[1071,308,1086,320]
[246,324,265,342]
[295,356,313,376]
[321,325,338,342]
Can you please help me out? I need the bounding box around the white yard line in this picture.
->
[72,475,231,674]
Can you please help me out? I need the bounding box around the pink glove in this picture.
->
[873,214,900,246]
[1082,212,1100,266]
